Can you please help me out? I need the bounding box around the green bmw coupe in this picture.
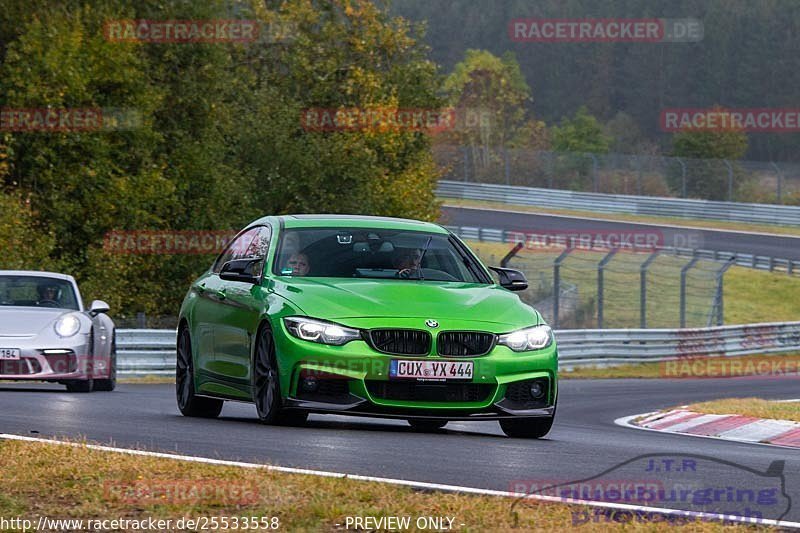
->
[177,215,558,438]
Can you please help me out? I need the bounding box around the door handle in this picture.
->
[196,283,206,294]
[215,288,226,300]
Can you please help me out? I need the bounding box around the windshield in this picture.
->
[0,276,80,310]
[273,228,487,283]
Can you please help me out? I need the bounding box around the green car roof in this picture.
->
[251,214,449,234]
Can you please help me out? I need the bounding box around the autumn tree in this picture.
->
[670,108,748,200]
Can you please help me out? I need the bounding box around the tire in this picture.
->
[176,326,223,418]
[407,419,448,431]
[94,335,117,392]
[65,379,93,393]
[499,416,554,439]
[253,325,306,426]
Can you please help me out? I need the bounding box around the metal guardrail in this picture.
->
[117,324,800,375]
[444,224,800,276]
[117,329,175,375]
[556,322,800,367]
[437,180,800,227]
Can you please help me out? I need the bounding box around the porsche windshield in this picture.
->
[0,276,80,310]
[273,228,487,283]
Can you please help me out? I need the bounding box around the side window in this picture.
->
[212,226,271,274]
[243,226,271,259]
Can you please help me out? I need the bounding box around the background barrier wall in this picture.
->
[116,323,800,375]
[437,180,800,227]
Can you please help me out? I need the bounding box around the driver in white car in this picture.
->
[37,283,62,307]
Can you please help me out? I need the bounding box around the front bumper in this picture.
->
[282,398,556,421]
[0,334,99,381]
[273,322,558,420]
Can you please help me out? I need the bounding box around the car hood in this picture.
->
[274,278,540,328]
[0,308,76,336]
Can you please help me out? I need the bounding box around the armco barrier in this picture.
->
[436,180,800,227]
[117,329,175,375]
[555,322,800,367]
[117,323,800,375]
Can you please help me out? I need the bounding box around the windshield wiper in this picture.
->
[415,235,433,281]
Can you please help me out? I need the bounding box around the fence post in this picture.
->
[462,146,469,182]
[504,147,510,185]
[724,159,733,201]
[680,254,700,328]
[713,257,736,326]
[553,247,573,329]
[597,248,618,328]
[640,250,660,328]
[589,153,599,193]
[677,157,687,198]
[636,155,643,196]
[771,162,782,204]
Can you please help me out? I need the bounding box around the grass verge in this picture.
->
[119,375,175,384]
[444,198,800,237]
[0,438,756,531]
[683,398,800,423]
[724,267,800,324]
[561,353,800,379]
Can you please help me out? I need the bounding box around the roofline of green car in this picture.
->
[246,214,449,234]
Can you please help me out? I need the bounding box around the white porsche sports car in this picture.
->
[0,270,116,392]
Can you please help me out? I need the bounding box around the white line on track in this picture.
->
[443,203,800,240]
[2,432,798,529]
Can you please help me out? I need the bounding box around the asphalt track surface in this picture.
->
[2,379,799,524]
[440,205,800,262]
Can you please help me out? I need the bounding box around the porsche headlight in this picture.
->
[54,314,81,338]
[498,325,553,352]
[284,317,361,346]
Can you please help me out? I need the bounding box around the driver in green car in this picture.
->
[394,248,423,278]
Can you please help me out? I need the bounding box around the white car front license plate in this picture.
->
[0,348,21,360]
[389,360,473,381]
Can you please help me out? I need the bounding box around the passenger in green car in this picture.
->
[286,253,311,277]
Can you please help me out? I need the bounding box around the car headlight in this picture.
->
[283,317,361,346]
[54,314,81,338]
[498,325,553,352]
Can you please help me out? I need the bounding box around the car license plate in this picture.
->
[0,348,21,360]
[389,360,473,380]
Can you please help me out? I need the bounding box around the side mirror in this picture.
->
[488,267,528,292]
[219,258,262,284]
[89,300,110,316]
